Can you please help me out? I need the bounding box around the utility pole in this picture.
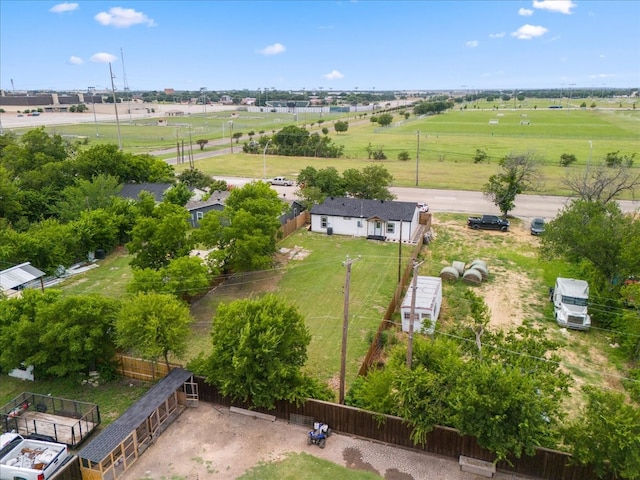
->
[108,62,123,150]
[406,260,424,369]
[415,131,420,186]
[339,255,359,404]
[229,121,234,154]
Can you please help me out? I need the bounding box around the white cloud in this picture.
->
[589,73,615,79]
[519,8,534,16]
[95,7,156,28]
[511,24,548,39]
[324,70,344,81]
[533,0,576,14]
[90,52,117,63]
[258,43,286,55]
[466,40,479,48]
[68,56,83,65]
[50,2,78,13]
[489,32,505,38]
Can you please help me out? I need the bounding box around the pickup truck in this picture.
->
[267,176,295,186]
[467,215,510,232]
[0,432,68,480]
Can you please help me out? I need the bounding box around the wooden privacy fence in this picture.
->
[114,354,182,381]
[192,377,611,480]
[279,210,309,239]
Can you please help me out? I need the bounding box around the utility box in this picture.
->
[401,276,442,335]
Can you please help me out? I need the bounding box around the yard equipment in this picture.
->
[307,422,331,448]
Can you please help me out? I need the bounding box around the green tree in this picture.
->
[36,294,121,376]
[126,202,193,270]
[559,153,577,167]
[163,183,193,206]
[0,289,62,376]
[195,182,284,273]
[483,152,541,217]
[334,120,349,134]
[473,149,489,164]
[116,292,192,369]
[178,168,213,190]
[196,139,209,150]
[563,386,640,479]
[343,165,395,200]
[201,294,318,409]
[541,200,640,290]
[54,174,121,222]
[128,256,211,302]
[377,113,393,126]
[398,150,411,161]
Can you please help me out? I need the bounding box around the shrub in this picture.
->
[398,150,411,161]
[559,153,577,167]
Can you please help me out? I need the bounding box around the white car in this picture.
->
[417,202,429,212]
[267,176,295,186]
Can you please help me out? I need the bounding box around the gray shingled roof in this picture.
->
[310,197,417,222]
[119,183,174,202]
[78,368,192,463]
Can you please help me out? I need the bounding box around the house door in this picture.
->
[374,221,383,236]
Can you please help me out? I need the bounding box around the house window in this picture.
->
[404,312,411,320]
[357,220,362,228]
[196,212,204,220]
[386,223,395,234]
[321,216,328,228]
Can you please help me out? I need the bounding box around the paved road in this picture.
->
[210,175,640,220]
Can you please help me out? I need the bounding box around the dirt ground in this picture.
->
[120,404,527,480]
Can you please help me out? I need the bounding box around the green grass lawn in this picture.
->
[172,107,639,197]
[56,247,133,298]
[237,452,383,480]
[183,231,402,390]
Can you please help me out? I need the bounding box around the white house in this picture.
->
[309,197,421,242]
[401,276,442,335]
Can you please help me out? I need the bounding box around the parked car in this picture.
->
[417,202,430,212]
[467,215,509,232]
[530,217,546,235]
[267,176,295,186]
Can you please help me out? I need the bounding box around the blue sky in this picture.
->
[1,1,638,92]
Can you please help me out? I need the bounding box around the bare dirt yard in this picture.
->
[120,404,526,480]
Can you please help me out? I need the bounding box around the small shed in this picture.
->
[401,276,442,335]
[78,368,196,480]
[0,262,45,295]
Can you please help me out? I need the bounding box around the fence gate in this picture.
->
[184,380,199,407]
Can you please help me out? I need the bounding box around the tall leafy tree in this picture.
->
[483,152,541,217]
[343,165,395,200]
[126,201,193,270]
[116,292,192,369]
[195,182,284,273]
[36,294,121,376]
[128,256,211,302]
[563,386,640,480]
[202,294,321,409]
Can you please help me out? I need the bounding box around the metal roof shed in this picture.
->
[79,368,194,480]
[401,276,443,335]
[0,262,45,292]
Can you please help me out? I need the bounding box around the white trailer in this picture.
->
[552,277,590,330]
[0,433,68,480]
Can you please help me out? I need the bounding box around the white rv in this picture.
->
[552,277,590,330]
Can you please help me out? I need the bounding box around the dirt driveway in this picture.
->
[121,404,527,480]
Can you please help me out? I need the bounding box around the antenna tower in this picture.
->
[120,48,133,123]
